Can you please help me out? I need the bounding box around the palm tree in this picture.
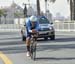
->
[36,0,56,16]
[49,0,74,20]
[45,0,56,13]
[67,0,75,20]
[73,0,75,20]
[37,0,40,16]
[3,9,7,24]
[37,0,75,20]
[67,0,73,20]
[70,0,73,20]
[0,9,4,24]
[48,0,56,2]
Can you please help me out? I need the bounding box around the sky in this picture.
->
[0,0,70,17]
[49,0,70,17]
[0,0,35,7]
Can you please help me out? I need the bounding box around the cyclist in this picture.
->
[25,15,39,57]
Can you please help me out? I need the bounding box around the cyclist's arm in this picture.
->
[34,21,39,32]
[26,20,32,32]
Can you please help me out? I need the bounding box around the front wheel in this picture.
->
[30,39,36,61]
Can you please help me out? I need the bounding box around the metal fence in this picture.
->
[0,24,21,32]
[0,21,75,32]
[54,21,75,32]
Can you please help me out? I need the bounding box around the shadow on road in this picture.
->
[0,43,75,54]
[37,44,75,52]
[36,57,75,61]
[0,41,24,45]
[37,37,75,43]
[0,46,26,54]
[0,36,75,54]
[55,37,75,42]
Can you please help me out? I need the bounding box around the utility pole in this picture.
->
[36,0,40,16]
[70,0,73,20]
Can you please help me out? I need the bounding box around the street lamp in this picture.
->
[23,4,27,17]
[23,3,30,17]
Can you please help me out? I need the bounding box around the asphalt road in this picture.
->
[0,31,75,64]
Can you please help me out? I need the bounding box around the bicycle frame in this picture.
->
[30,34,37,60]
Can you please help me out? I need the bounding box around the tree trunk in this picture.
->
[70,0,73,20]
[0,16,1,24]
[37,0,40,16]
[45,0,47,13]
[73,0,75,20]
[5,17,6,24]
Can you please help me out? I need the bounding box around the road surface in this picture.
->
[0,31,75,64]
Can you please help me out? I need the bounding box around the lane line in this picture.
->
[0,52,13,64]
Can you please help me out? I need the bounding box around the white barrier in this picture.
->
[0,21,75,32]
[0,24,21,32]
[54,21,75,32]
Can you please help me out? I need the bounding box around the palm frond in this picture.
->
[49,0,56,3]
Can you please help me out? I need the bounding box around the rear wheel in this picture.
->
[32,44,36,60]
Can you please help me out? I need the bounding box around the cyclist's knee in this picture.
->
[26,37,31,40]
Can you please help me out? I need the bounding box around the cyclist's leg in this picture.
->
[26,33,31,56]
[26,37,30,51]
